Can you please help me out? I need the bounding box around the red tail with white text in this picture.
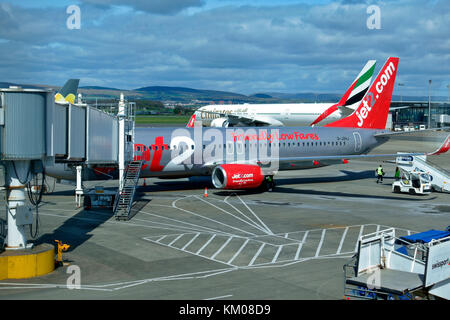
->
[325,57,399,129]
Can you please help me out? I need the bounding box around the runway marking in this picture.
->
[24,196,420,293]
[336,227,349,255]
[295,231,308,260]
[249,243,265,266]
[182,233,200,250]
[272,245,283,263]
[195,196,269,235]
[211,237,234,260]
[222,196,267,232]
[315,229,326,258]
[173,196,257,236]
[204,294,233,300]
[355,225,365,252]
[236,195,274,235]
[228,239,249,265]
[168,234,184,246]
[224,195,273,235]
[196,234,217,255]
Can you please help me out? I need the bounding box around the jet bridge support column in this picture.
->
[118,93,126,191]
[75,165,83,208]
[5,161,30,249]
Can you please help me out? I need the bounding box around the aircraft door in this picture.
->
[353,132,362,152]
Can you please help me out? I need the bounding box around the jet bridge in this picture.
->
[343,227,450,300]
[0,87,136,252]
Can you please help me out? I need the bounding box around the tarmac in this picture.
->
[0,132,448,300]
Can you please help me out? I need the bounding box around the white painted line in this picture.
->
[284,233,289,238]
[315,229,326,258]
[295,231,309,260]
[196,234,217,255]
[223,196,267,233]
[249,243,266,266]
[132,218,205,234]
[181,233,200,250]
[355,225,365,252]
[173,197,256,236]
[227,239,249,265]
[168,234,185,247]
[336,227,349,255]
[140,210,229,236]
[211,237,234,260]
[272,245,283,263]
[156,235,167,243]
[204,294,233,300]
[195,196,268,235]
[237,195,274,235]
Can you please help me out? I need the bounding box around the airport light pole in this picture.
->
[447,84,450,102]
[428,80,432,129]
[398,83,404,103]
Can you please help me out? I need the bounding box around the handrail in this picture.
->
[415,156,450,177]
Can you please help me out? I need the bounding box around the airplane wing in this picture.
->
[373,127,450,138]
[198,109,276,126]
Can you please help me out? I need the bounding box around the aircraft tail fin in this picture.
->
[325,57,399,130]
[310,60,376,126]
[55,79,79,104]
[338,60,377,109]
[186,113,196,128]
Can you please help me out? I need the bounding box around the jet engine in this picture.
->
[210,117,229,128]
[211,164,264,189]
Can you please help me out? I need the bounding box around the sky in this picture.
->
[0,0,448,97]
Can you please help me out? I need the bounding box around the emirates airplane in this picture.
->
[46,57,450,192]
[187,60,377,128]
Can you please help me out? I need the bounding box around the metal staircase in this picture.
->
[396,154,450,193]
[113,160,142,220]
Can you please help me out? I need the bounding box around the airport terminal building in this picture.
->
[389,101,450,130]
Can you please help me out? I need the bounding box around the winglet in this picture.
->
[428,134,450,156]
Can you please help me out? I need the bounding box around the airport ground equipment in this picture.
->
[55,240,70,266]
[392,169,432,195]
[83,186,116,210]
[343,228,450,300]
[396,154,450,193]
[113,160,142,220]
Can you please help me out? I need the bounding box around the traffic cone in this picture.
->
[204,187,208,197]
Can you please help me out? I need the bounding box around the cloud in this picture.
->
[80,0,205,14]
[0,0,448,96]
